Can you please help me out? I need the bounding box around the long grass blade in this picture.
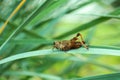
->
[68,72,120,80]
[0,47,120,64]
[0,1,55,53]
[55,7,120,39]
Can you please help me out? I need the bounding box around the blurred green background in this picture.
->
[0,0,120,80]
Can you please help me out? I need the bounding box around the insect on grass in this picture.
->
[53,33,88,51]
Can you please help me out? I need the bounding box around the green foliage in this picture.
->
[70,73,120,80]
[0,0,120,80]
[0,47,120,65]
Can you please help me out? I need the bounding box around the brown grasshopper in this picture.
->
[53,33,88,51]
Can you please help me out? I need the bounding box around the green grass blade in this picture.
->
[31,0,68,29]
[75,13,120,19]
[0,39,52,45]
[55,7,120,39]
[67,0,94,13]
[0,17,44,39]
[0,47,120,64]
[68,72,120,80]
[4,71,62,80]
[32,0,92,29]
[0,0,55,53]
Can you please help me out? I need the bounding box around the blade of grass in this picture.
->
[67,0,95,13]
[0,17,45,39]
[75,13,120,19]
[0,0,26,34]
[31,0,93,29]
[0,39,53,45]
[0,0,55,53]
[39,6,70,37]
[68,72,120,80]
[54,7,120,39]
[30,0,69,29]
[90,45,120,50]
[4,71,62,80]
[0,47,120,65]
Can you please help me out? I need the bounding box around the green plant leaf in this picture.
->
[68,72,120,80]
[0,0,56,53]
[55,7,120,39]
[0,47,120,65]
[4,71,62,80]
[0,39,52,45]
